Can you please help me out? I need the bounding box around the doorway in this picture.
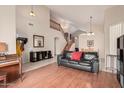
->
[54,37,59,56]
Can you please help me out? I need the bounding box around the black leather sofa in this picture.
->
[57,51,99,73]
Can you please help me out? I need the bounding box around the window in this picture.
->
[109,23,123,55]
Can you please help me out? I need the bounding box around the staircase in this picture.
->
[62,37,75,51]
[50,19,75,53]
[50,19,68,42]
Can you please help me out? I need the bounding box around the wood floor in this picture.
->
[7,63,120,88]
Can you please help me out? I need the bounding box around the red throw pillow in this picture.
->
[71,52,82,61]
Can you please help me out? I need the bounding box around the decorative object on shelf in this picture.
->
[81,48,97,52]
[82,16,95,36]
[87,40,94,47]
[33,35,44,48]
[0,42,8,60]
[29,5,36,17]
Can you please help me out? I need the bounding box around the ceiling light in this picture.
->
[30,6,35,17]
[87,16,94,36]
[82,16,94,36]
[30,11,35,17]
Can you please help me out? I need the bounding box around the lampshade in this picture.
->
[0,42,8,52]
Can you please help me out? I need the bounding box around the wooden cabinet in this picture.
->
[0,54,21,83]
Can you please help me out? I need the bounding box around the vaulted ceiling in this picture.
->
[47,5,113,32]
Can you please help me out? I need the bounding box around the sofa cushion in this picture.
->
[83,53,96,61]
[61,58,68,63]
[71,52,82,61]
[79,60,92,64]
[79,62,91,66]
[66,52,72,59]
[69,60,79,64]
[63,51,73,59]
[85,52,98,57]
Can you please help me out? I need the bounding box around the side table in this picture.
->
[106,54,117,73]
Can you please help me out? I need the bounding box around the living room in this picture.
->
[0,0,124,91]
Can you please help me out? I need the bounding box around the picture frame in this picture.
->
[33,35,44,48]
[87,40,94,47]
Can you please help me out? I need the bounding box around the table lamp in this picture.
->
[0,42,8,60]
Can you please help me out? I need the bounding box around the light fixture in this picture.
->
[81,16,94,36]
[30,5,36,17]
[88,16,94,35]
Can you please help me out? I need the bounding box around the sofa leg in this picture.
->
[94,71,99,77]
[93,72,97,75]
[93,72,98,79]
[57,63,61,66]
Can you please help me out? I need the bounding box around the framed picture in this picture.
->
[87,40,94,47]
[33,35,44,48]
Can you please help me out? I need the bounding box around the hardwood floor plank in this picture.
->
[6,63,120,88]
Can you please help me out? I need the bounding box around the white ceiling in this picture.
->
[47,5,113,30]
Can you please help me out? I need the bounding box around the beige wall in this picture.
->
[16,5,50,62]
[104,6,124,59]
[104,6,124,72]
[16,5,66,63]
[0,6,16,54]
[79,24,104,58]
[50,28,66,56]
[79,24,105,70]
[104,6,124,57]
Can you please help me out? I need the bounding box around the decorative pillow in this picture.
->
[66,53,72,59]
[71,52,82,61]
[83,54,96,61]
[63,51,72,59]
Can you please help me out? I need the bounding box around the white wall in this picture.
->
[79,24,104,57]
[0,6,16,54]
[49,29,66,56]
[79,24,105,70]
[16,5,50,63]
[104,6,124,58]
[16,5,66,63]
[104,6,124,73]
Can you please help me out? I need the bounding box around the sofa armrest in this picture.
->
[57,54,63,66]
[91,59,99,73]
